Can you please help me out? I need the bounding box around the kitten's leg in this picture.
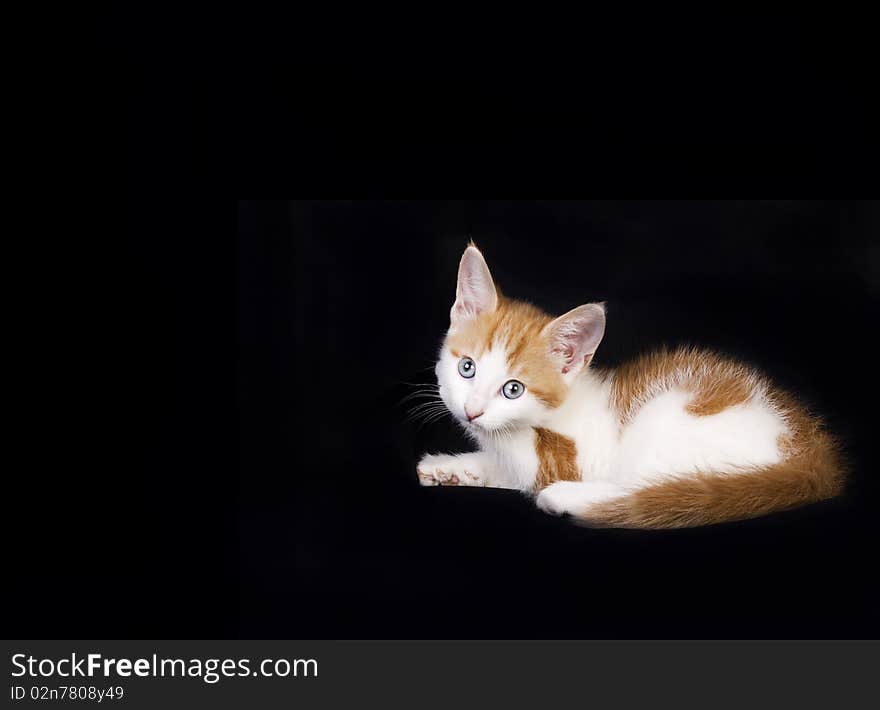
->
[535,480,627,516]
[417,452,499,487]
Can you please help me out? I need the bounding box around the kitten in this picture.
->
[416,244,845,528]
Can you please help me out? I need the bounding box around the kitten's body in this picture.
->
[417,245,845,528]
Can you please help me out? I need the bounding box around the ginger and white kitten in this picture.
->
[416,244,845,528]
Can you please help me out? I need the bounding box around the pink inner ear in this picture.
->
[551,344,577,374]
[452,248,497,323]
[560,353,593,375]
[546,303,606,374]
[552,344,575,367]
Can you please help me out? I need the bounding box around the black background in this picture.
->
[10,13,879,640]
[235,200,879,638]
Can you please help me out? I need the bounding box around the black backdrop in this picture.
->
[11,199,878,640]
[233,200,878,638]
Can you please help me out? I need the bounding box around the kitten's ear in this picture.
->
[450,245,498,327]
[542,303,606,376]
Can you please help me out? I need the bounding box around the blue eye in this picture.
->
[458,357,476,378]
[502,380,525,399]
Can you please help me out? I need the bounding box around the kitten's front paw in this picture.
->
[417,454,483,487]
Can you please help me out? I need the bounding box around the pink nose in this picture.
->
[465,407,484,421]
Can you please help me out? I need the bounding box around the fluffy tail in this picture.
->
[583,408,846,529]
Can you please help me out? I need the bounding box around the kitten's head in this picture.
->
[436,244,606,435]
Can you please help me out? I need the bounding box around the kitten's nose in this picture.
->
[465,406,484,421]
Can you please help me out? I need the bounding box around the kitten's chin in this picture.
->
[464,419,522,435]
[459,418,486,433]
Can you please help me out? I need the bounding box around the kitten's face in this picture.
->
[435,245,606,435]
[436,335,554,434]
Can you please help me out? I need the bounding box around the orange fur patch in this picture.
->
[608,346,758,424]
[533,427,581,490]
[446,295,567,408]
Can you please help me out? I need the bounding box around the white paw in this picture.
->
[535,481,624,517]
[417,453,484,487]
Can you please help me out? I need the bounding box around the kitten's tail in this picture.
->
[580,419,846,529]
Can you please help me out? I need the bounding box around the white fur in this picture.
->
[612,386,787,484]
[544,373,619,481]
